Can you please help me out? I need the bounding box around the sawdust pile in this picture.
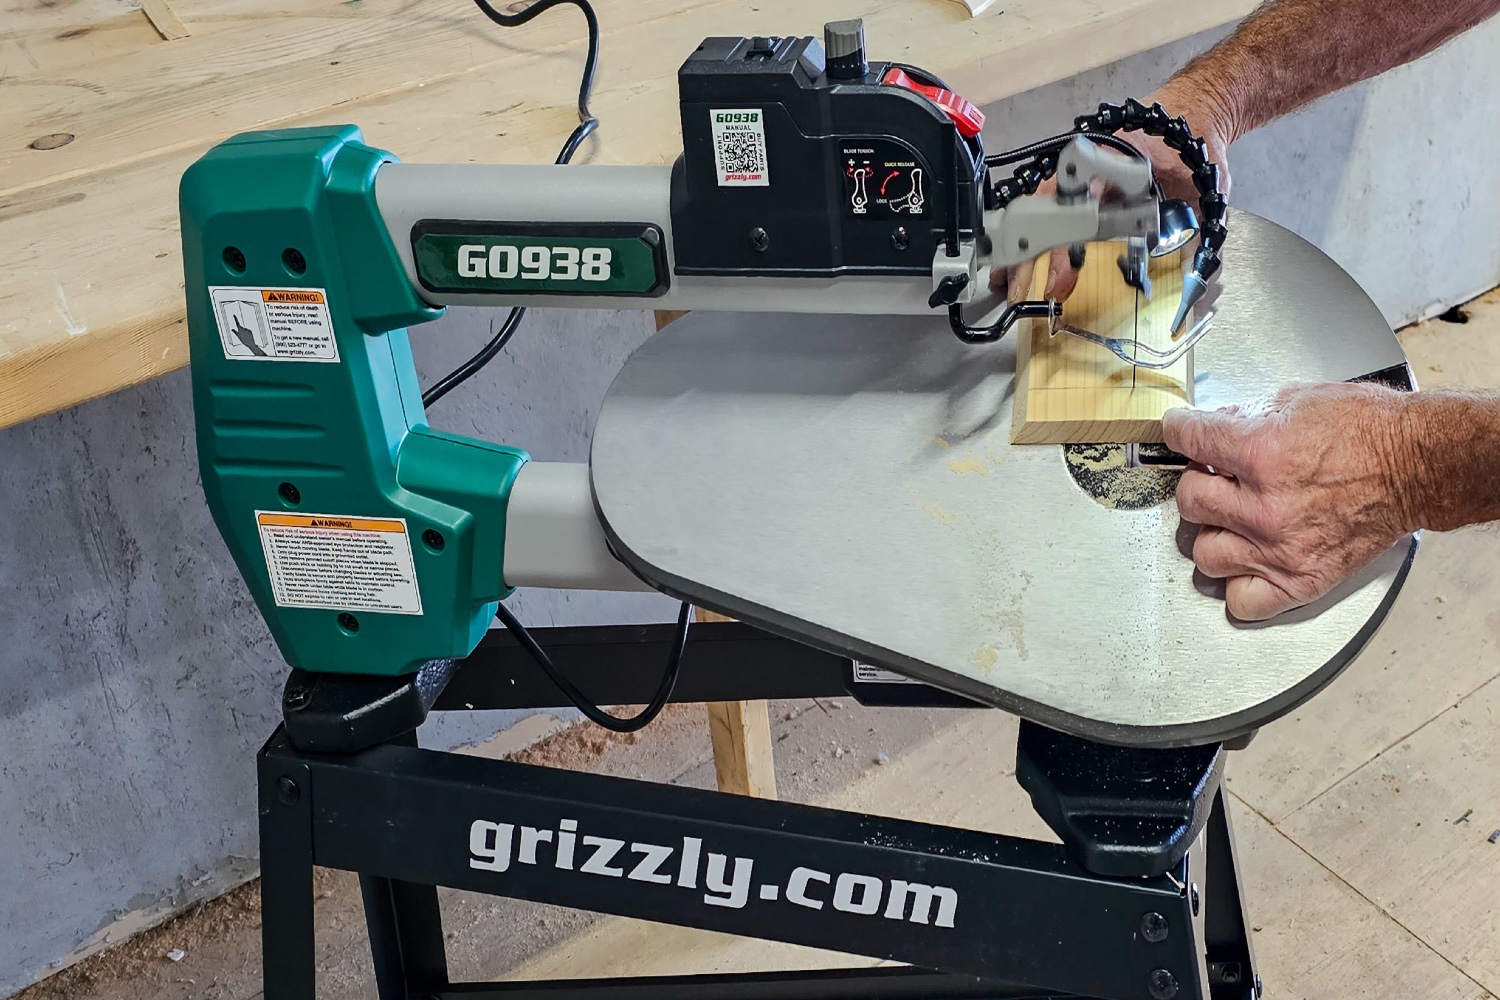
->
[1063,443,1182,510]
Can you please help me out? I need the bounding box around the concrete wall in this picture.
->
[3,15,1499,996]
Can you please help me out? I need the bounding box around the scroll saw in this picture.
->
[179,11,1414,1000]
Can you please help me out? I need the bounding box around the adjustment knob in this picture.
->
[823,19,868,80]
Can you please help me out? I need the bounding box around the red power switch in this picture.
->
[881,67,985,139]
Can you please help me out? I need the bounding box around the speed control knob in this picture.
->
[824,19,868,80]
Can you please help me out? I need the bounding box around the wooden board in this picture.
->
[1010,244,1194,444]
[705,698,778,799]
[0,0,1257,429]
[692,603,778,800]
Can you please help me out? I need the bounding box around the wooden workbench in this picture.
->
[0,0,1249,429]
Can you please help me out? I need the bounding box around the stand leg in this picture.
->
[361,876,450,999]
[259,750,316,1000]
[1204,792,1260,999]
[361,729,450,999]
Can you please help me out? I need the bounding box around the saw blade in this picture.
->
[1132,286,1139,388]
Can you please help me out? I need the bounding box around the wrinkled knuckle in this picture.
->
[1175,481,1208,523]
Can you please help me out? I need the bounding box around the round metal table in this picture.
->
[590,211,1417,746]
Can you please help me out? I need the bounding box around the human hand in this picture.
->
[1162,382,1416,621]
[989,83,1233,304]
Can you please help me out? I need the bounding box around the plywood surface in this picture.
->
[0,0,1257,428]
[1276,679,1500,993]
[1011,243,1193,444]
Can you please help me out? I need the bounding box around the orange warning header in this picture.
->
[263,289,325,304]
[258,512,406,533]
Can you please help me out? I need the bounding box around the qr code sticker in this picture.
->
[710,109,769,187]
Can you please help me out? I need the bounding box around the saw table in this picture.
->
[591,210,1416,747]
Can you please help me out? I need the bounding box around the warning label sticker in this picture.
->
[256,512,422,615]
[210,286,340,363]
[852,662,922,685]
[710,108,769,187]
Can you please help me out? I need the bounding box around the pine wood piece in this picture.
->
[653,311,689,331]
[1011,243,1194,444]
[705,699,778,799]
[139,0,190,40]
[694,608,777,800]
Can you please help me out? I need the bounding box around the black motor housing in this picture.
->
[670,33,985,278]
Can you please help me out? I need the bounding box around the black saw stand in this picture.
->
[258,621,1260,1000]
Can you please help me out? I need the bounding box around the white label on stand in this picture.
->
[710,109,769,187]
[852,662,922,685]
[210,286,339,362]
[256,512,422,614]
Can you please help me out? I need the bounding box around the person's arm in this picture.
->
[1163,384,1500,621]
[1010,0,1500,302]
[1163,0,1500,149]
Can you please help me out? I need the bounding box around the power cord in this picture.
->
[496,600,691,733]
[421,0,602,409]
[441,1,692,732]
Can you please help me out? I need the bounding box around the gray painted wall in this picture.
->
[3,16,1498,996]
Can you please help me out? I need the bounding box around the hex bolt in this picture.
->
[749,228,770,252]
[277,776,300,805]
[1148,968,1179,1000]
[890,226,910,251]
[1140,911,1169,943]
[283,685,311,711]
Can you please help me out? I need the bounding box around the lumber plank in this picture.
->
[1010,242,1193,444]
[0,0,710,197]
[694,606,777,801]
[705,697,778,799]
[0,0,1256,428]
[138,0,190,40]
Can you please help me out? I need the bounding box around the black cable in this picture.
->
[983,130,1145,168]
[421,309,525,408]
[471,0,600,144]
[421,0,601,409]
[496,600,691,733]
